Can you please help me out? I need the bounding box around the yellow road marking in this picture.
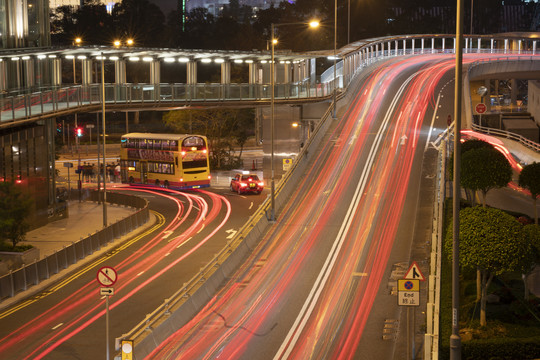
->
[0,211,165,320]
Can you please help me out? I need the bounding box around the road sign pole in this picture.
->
[106,294,110,360]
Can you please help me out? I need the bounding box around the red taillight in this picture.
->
[208,175,212,179]
[180,178,183,182]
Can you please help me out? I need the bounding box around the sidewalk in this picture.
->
[21,201,137,259]
[0,199,156,311]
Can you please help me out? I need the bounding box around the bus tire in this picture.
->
[164,180,169,189]
[237,188,242,195]
[129,176,134,184]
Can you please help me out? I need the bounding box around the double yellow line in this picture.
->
[0,211,165,320]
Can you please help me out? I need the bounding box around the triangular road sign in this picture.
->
[404,261,425,281]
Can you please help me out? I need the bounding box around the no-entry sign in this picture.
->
[475,103,487,114]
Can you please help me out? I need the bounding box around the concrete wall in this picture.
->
[529,80,540,127]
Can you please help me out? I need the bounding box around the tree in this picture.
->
[521,224,540,300]
[518,162,540,225]
[0,181,33,249]
[445,206,533,326]
[163,108,255,169]
[461,147,512,207]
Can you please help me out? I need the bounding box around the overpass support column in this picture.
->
[442,38,446,51]
[412,39,415,54]
[431,38,435,53]
[477,38,481,52]
[402,39,406,55]
[220,60,231,84]
[248,61,257,84]
[534,41,537,54]
[421,38,425,53]
[81,59,93,85]
[23,58,35,88]
[221,60,230,99]
[187,60,197,85]
[115,59,126,84]
[52,57,62,86]
[150,60,160,84]
[490,39,494,53]
[0,60,6,91]
[511,79,518,107]
[504,39,509,54]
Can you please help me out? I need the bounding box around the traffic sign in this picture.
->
[475,103,487,114]
[97,266,118,287]
[404,261,425,281]
[398,279,420,306]
[100,287,114,296]
[121,340,133,360]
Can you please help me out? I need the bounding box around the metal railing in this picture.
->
[0,190,149,301]
[0,82,333,124]
[471,122,540,153]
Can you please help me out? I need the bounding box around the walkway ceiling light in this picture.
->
[178,57,190,63]
[214,58,225,63]
[22,56,30,60]
[201,58,212,63]
[261,60,268,64]
[234,59,243,63]
[96,55,106,60]
[37,54,46,59]
[129,56,140,62]
[164,57,175,63]
[109,56,119,61]
[77,55,87,60]
[48,55,57,58]
[65,55,75,59]
[142,56,153,62]
[245,59,254,64]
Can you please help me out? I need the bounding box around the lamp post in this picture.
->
[333,0,338,119]
[100,53,108,227]
[270,20,319,222]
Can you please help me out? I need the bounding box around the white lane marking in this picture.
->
[52,323,64,330]
[226,229,237,239]
[425,92,441,152]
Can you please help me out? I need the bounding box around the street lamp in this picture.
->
[333,0,338,119]
[270,20,319,221]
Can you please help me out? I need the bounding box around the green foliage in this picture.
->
[448,139,494,179]
[445,206,532,275]
[522,224,540,266]
[518,162,540,199]
[0,181,33,249]
[460,147,512,205]
[460,337,540,360]
[163,108,255,170]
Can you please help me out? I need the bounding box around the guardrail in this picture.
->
[471,122,540,153]
[424,140,446,360]
[0,190,149,301]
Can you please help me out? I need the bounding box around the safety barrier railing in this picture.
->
[471,122,540,153]
[424,141,446,360]
[0,190,149,301]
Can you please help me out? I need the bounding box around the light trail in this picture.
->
[0,188,232,359]
[147,53,538,360]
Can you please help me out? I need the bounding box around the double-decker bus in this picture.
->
[120,133,211,189]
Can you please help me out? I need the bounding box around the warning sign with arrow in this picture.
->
[404,261,425,281]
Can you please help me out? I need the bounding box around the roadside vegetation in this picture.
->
[0,181,33,252]
[440,140,540,359]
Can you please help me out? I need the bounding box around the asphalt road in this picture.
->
[0,186,267,359]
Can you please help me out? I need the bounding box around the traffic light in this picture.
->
[56,123,62,133]
[75,127,83,137]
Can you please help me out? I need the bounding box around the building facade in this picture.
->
[185,0,292,16]
[0,0,50,49]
